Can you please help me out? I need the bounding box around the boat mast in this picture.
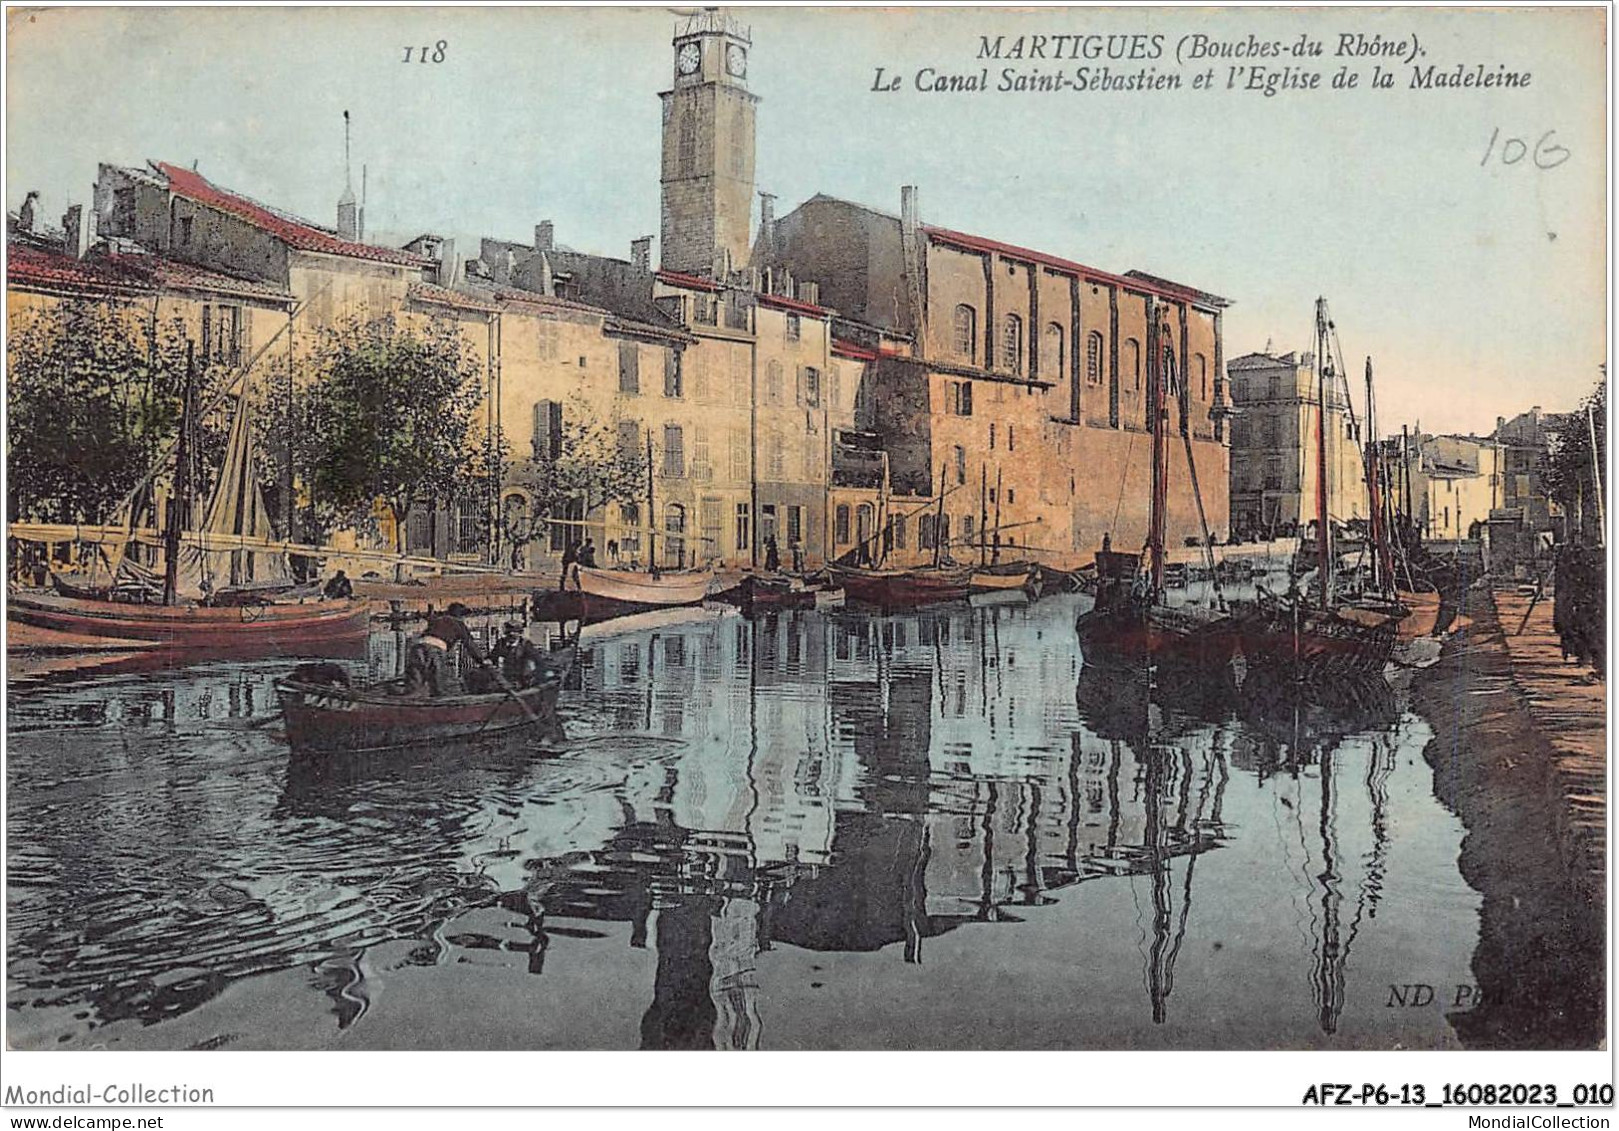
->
[162,342,196,607]
[979,462,988,568]
[1147,309,1169,601]
[933,463,947,568]
[646,432,656,568]
[1314,299,1332,610]
[1363,357,1396,593]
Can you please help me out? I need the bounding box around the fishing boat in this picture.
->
[572,565,717,618]
[729,572,831,616]
[830,563,972,611]
[278,660,570,755]
[1075,314,1238,675]
[1236,301,1408,682]
[8,347,369,652]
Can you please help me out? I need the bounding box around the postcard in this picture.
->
[2,2,1609,1118]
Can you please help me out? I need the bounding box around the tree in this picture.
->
[1543,375,1606,545]
[298,314,486,552]
[7,299,228,525]
[506,399,648,554]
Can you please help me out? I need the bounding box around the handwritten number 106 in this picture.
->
[403,41,448,63]
[1481,127,1570,170]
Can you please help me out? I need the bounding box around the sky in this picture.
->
[5,5,1607,437]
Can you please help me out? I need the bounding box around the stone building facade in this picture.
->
[1226,350,1367,539]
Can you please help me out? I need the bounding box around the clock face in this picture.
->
[676,41,700,75]
[726,43,747,78]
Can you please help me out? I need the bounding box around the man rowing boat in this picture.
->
[404,602,489,697]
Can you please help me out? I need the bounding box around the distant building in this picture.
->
[1226,350,1366,538]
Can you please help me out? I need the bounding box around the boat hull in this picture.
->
[277,676,563,755]
[734,574,820,616]
[969,565,1037,594]
[1236,599,1408,681]
[571,567,714,619]
[1075,602,1240,673]
[830,566,972,610]
[8,593,371,650]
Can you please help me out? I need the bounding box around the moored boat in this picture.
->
[969,562,1037,595]
[829,564,972,610]
[9,590,371,649]
[571,565,717,619]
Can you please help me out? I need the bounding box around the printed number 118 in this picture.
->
[403,41,448,63]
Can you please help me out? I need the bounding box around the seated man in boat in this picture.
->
[322,569,354,600]
[404,603,490,697]
[491,620,548,688]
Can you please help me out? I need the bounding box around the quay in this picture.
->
[1411,584,1605,1048]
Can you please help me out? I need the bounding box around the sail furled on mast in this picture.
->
[193,389,290,591]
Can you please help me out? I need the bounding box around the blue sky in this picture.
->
[6,5,1606,436]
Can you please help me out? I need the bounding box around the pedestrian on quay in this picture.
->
[559,540,579,590]
[579,538,597,568]
[404,603,490,697]
[764,535,781,572]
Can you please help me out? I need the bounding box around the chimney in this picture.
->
[898,185,924,338]
[62,204,91,259]
[337,111,359,240]
[538,251,555,297]
[436,237,458,287]
[779,267,794,297]
[535,221,554,252]
[758,191,777,260]
[17,190,38,233]
[900,184,919,238]
[630,235,653,273]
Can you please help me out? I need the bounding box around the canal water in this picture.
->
[6,594,1482,1050]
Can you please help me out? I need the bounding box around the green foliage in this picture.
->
[296,314,485,550]
[506,400,648,548]
[1543,377,1606,543]
[7,300,228,525]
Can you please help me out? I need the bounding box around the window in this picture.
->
[618,341,640,394]
[664,350,683,398]
[1262,415,1277,447]
[787,505,803,545]
[701,497,722,558]
[692,424,711,476]
[1264,457,1282,490]
[536,317,559,360]
[1087,332,1105,385]
[617,420,640,460]
[892,514,907,549]
[112,187,136,237]
[989,422,996,449]
[179,216,193,246]
[802,367,821,407]
[691,295,717,325]
[835,504,851,544]
[677,111,696,176]
[954,444,967,486]
[947,380,973,416]
[1194,353,1208,400]
[766,360,783,403]
[1001,314,1023,374]
[785,314,801,341]
[1125,338,1142,392]
[735,503,751,552]
[730,428,749,481]
[200,304,242,367]
[1043,322,1064,378]
[952,304,977,361]
[620,503,641,556]
[1008,425,1015,452]
[532,400,563,461]
[919,514,936,549]
[961,515,976,544]
[662,423,685,477]
[1007,487,1016,504]
[767,430,785,479]
[830,366,843,411]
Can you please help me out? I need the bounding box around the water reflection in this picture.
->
[6,597,1480,1049]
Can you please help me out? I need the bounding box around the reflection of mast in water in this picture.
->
[709,896,762,1050]
[1309,744,1347,1034]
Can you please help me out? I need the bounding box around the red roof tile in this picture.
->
[408,282,501,314]
[757,291,829,318]
[155,162,429,268]
[8,244,153,296]
[133,256,293,302]
[654,269,723,293]
[831,339,879,361]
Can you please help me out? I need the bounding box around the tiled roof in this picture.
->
[831,339,879,361]
[408,282,501,314]
[153,162,429,268]
[757,291,829,318]
[654,269,723,293]
[8,243,294,303]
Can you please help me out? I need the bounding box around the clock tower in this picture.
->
[659,10,757,277]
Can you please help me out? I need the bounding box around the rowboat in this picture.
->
[8,590,371,649]
[732,573,821,616]
[571,565,716,619]
[277,646,575,755]
[829,564,972,610]
[968,562,1038,595]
